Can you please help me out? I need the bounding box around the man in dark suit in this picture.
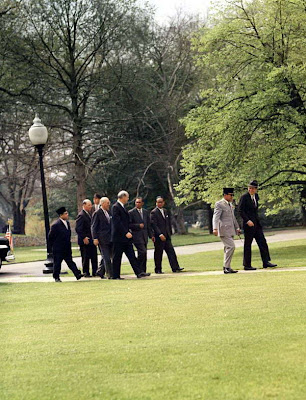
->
[129,197,154,273]
[48,207,83,282]
[92,197,113,279]
[111,191,150,280]
[91,193,101,215]
[151,196,184,274]
[75,199,98,277]
[238,180,277,270]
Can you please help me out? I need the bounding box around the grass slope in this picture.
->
[1,271,306,400]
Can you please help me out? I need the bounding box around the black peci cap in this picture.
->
[248,180,258,188]
[223,188,234,195]
[56,207,67,216]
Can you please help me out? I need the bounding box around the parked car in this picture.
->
[0,237,10,269]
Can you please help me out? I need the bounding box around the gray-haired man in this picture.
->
[213,188,240,274]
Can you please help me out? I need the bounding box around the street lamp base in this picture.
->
[43,255,54,274]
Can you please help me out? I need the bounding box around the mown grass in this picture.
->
[1,270,305,400]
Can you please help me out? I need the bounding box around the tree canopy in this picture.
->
[177,0,306,218]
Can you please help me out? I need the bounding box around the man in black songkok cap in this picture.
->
[48,207,83,282]
[213,188,240,273]
[238,180,277,270]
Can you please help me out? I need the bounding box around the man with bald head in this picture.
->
[76,199,98,277]
[91,197,113,279]
[111,191,150,279]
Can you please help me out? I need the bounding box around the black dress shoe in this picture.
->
[263,262,277,268]
[137,272,151,278]
[83,273,91,278]
[55,278,62,282]
[76,274,84,280]
[173,267,184,273]
[224,268,238,274]
[112,277,125,280]
[155,271,164,274]
[244,266,256,271]
[100,276,107,279]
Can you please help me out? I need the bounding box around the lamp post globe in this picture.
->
[28,114,48,146]
[29,115,54,274]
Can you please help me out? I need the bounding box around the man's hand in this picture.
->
[126,232,132,239]
[236,228,241,235]
[247,220,254,227]
[159,234,166,242]
[151,237,155,243]
[213,229,218,236]
[139,223,144,229]
[93,239,99,246]
[83,237,90,245]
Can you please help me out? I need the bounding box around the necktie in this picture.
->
[104,210,110,223]
[138,209,143,219]
[252,196,256,207]
[160,208,165,219]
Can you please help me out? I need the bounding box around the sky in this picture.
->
[140,0,212,23]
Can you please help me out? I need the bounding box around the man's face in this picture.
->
[156,198,165,208]
[93,197,100,205]
[60,211,69,220]
[83,201,92,212]
[101,199,110,211]
[224,193,234,203]
[135,199,143,209]
[248,186,257,196]
[120,195,129,205]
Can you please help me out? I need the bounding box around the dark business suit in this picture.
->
[49,219,81,280]
[91,208,113,278]
[238,192,271,267]
[111,201,142,279]
[150,207,180,273]
[75,210,98,276]
[129,207,152,272]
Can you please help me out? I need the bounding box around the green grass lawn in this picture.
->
[1,271,305,399]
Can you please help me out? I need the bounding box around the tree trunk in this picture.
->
[72,114,86,211]
[167,169,187,234]
[301,187,306,226]
[12,204,26,234]
[206,203,213,234]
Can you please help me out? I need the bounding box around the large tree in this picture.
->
[1,0,152,208]
[176,0,306,221]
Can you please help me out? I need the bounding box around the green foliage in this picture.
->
[177,0,306,211]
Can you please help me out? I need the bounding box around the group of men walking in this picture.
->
[49,191,183,282]
[48,180,276,282]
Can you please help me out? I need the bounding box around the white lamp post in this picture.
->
[29,115,53,273]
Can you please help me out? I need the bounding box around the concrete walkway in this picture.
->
[0,229,305,283]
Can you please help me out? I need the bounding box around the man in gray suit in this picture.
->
[213,188,241,274]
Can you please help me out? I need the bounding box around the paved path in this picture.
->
[0,229,305,283]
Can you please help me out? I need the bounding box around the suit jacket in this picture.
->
[48,219,72,254]
[111,201,131,243]
[91,208,111,245]
[129,208,152,244]
[75,209,94,246]
[150,207,172,239]
[90,204,100,215]
[238,192,261,227]
[212,199,239,237]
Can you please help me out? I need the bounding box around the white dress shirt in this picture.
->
[60,218,68,229]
